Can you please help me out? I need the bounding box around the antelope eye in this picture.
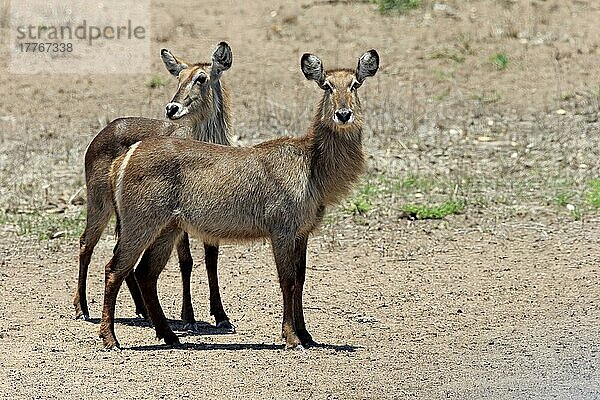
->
[323,81,334,92]
[350,81,360,92]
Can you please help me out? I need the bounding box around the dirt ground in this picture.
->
[1,0,600,398]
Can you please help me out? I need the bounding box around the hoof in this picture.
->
[75,312,90,321]
[102,338,121,351]
[298,331,316,347]
[283,333,304,351]
[160,332,180,346]
[74,305,90,321]
[216,320,236,333]
[100,330,120,351]
[180,312,196,326]
[286,343,305,351]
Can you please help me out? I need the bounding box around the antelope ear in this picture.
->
[301,53,325,86]
[161,49,188,76]
[356,49,379,83]
[211,41,233,77]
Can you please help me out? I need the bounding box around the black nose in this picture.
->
[165,103,180,118]
[335,108,352,123]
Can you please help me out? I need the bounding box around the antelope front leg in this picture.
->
[99,236,151,350]
[271,235,303,350]
[135,229,183,346]
[293,235,315,347]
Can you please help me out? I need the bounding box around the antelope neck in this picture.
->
[307,116,365,206]
[190,80,231,145]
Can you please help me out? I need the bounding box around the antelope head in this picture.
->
[301,49,379,129]
[161,41,233,121]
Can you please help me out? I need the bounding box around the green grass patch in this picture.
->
[400,200,464,220]
[587,179,600,208]
[551,192,573,207]
[372,0,422,14]
[339,174,467,223]
[0,210,85,240]
[546,180,600,220]
[345,181,381,215]
[346,197,373,215]
[393,176,437,192]
[322,213,340,227]
[146,75,168,89]
[491,53,509,70]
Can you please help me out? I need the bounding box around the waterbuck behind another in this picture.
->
[75,42,234,331]
[99,50,380,350]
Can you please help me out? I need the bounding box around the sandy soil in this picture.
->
[1,0,599,398]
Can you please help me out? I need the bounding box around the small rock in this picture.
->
[487,119,494,126]
[556,109,567,115]
[433,3,449,11]
[566,204,576,212]
[477,136,492,142]
[433,3,458,18]
[50,231,66,240]
[354,315,377,323]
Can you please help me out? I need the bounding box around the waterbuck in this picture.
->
[99,50,379,350]
[75,42,234,331]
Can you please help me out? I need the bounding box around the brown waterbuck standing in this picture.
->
[75,42,234,331]
[99,50,379,350]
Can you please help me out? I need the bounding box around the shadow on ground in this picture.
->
[86,317,235,336]
[125,342,359,352]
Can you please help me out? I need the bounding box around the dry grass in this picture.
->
[1,0,599,239]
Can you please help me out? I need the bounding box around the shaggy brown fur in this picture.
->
[74,43,234,332]
[99,50,379,350]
